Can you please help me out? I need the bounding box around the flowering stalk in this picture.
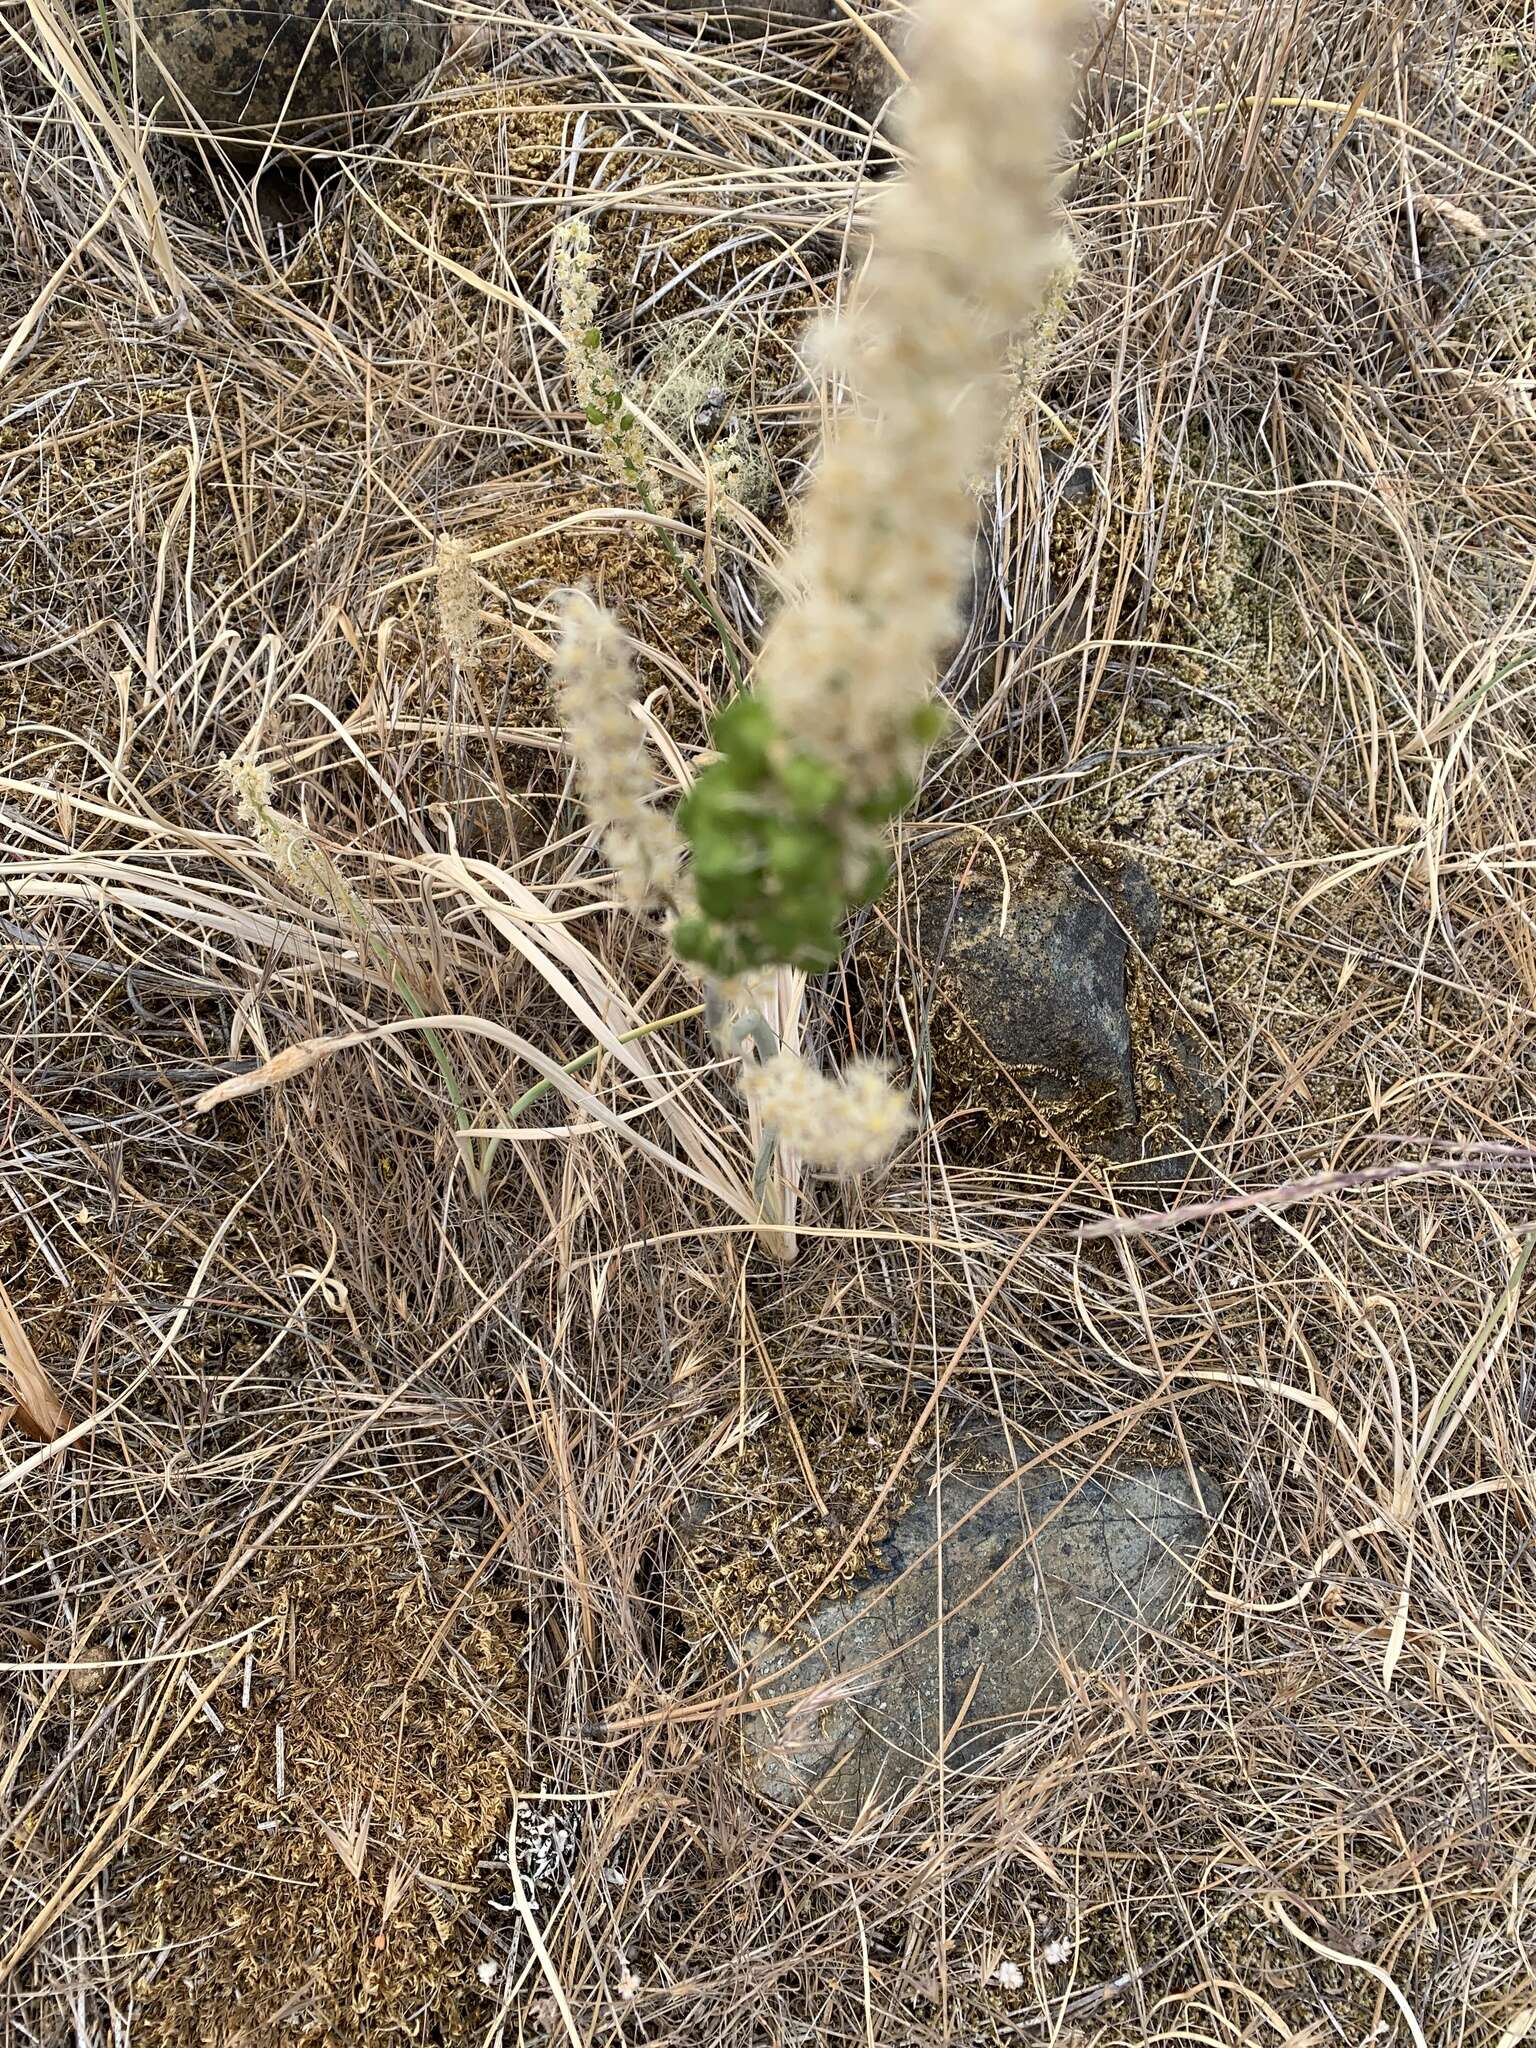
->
[552,0,1076,1189]
[226,757,368,921]
[552,216,744,687]
[435,533,481,679]
[674,0,1074,981]
[552,219,660,500]
[752,0,1072,781]
[550,590,688,912]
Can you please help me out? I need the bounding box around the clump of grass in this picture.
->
[3,0,1536,2042]
[223,755,499,1194]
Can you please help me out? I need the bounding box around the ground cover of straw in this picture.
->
[3,2,1535,2043]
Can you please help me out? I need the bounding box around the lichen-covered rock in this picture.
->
[904,836,1220,1181]
[135,0,445,139]
[918,840,1161,1131]
[741,1438,1219,1825]
[843,6,906,128]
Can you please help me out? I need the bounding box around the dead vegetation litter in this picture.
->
[3,0,1536,2043]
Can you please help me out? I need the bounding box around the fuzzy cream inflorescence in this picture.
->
[224,757,362,920]
[552,218,658,499]
[740,1054,913,1177]
[435,534,480,677]
[1009,229,1081,404]
[552,0,1076,1179]
[552,589,686,910]
[751,0,1075,802]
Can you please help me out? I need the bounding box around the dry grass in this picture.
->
[3,0,1535,2042]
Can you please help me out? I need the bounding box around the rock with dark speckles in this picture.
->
[742,1439,1220,1825]
[135,0,446,139]
[917,841,1161,1133]
[906,838,1223,1181]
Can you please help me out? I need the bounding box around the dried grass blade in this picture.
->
[0,1278,68,1444]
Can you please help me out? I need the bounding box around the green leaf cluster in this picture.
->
[673,695,941,977]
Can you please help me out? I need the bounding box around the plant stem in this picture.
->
[380,963,493,1195]
[502,1004,706,1125]
[638,481,744,689]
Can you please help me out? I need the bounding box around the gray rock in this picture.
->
[844,8,906,129]
[135,0,446,139]
[742,1441,1219,1824]
[907,840,1224,1182]
[917,841,1161,1133]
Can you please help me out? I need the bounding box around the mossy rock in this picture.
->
[891,833,1220,1180]
[742,1435,1221,1824]
[134,0,446,140]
